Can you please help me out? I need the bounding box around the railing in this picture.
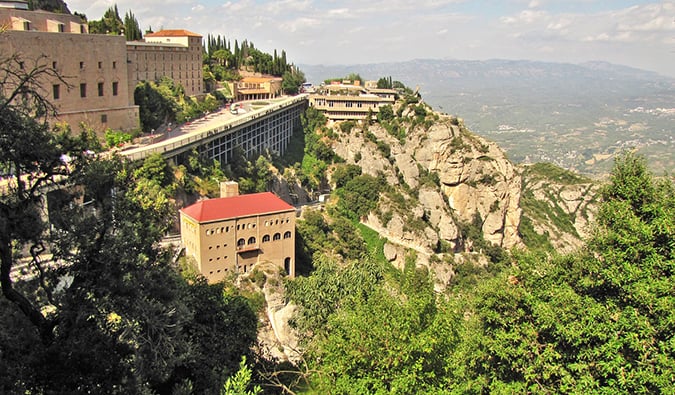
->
[119,94,308,162]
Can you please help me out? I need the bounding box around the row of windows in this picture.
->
[264,217,291,226]
[50,60,117,71]
[202,104,303,165]
[208,244,227,250]
[208,263,255,275]
[235,231,292,247]
[205,222,257,236]
[208,255,228,262]
[52,81,119,100]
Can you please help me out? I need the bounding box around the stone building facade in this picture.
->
[0,7,139,131]
[180,185,296,283]
[0,5,205,132]
[126,29,204,100]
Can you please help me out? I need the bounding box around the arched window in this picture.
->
[237,238,245,247]
[262,235,270,243]
[248,237,256,245]
[283,231,292,239]
[273,233,281,241]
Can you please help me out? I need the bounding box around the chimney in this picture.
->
[220,181,239,198]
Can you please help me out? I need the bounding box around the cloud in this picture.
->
[278,17,321,33]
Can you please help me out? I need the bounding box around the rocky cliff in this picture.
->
[329,100,597,260]
[260,98,599,352]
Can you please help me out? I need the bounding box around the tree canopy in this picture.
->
[0,47,258,394]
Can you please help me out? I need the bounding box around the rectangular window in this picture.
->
[52,84,60,100]
[58,23,64,33]
[112,81,118,96]
[80,83,86,98]
[97,82,104,96]
[19,61,25,70]
[98,61,102,69]
[52,61,57,69]
[112,61,117,69]
[80,25,85,33]
[101,114,107,123]
[79,61,84,69]
[23,21,30,31]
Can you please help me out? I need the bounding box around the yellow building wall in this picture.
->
[181,210,296,283]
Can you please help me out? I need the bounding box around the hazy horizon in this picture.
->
[66,1,675,78]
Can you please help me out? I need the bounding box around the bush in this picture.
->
[104,129,133,148]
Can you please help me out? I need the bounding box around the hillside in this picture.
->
[215,95,596,359]
[301,59,675,175]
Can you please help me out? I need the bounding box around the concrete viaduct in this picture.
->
[120,94,308,165]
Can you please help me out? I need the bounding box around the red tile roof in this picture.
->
[145,29,202,38]
[180,192,294,223]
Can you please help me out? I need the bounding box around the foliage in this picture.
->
[27,0,70,12]
[134,79,179,132]
[104,128,133,148]
[221,356,262,395]
[88,5,124,35]
[376,76,394,89]
[331,163,362,189]
[225,147,274,194]
[453,152,675,393]
[336,174,385,220]
[286,255,384,338]
[290,255,459,394]
[134,77,225,132]
[338,120,357,134]
[133,152,173,188]
[282,68,306,95]
[204,34,298,88]
[123,10,143,41]
[1,53,257,392]
[377,104,395,122]
[324,73,364,86]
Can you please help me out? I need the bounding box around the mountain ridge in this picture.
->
[301,58,675,175]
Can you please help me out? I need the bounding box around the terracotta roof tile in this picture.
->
[180,192,294,223]
[145,29,202,38]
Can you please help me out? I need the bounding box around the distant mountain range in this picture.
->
[301,59,675,176]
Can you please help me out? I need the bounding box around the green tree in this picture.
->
[0,51,257,392]
[282,67,305,95]
[377,104,395,123]
[331,163,362,189]
[457,152,675,393]
[88,5,124,35]
[134,79,179,132]
[133,152,172,187]
[123,10,143,41]
[336,174,384,220]
[221,356,262,395]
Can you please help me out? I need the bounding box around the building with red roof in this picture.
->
[180,182,296,283]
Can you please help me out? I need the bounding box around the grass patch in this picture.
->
[524,162,591,185]
[355,222,388,265]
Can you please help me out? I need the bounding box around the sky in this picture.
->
[65,0,675,77]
